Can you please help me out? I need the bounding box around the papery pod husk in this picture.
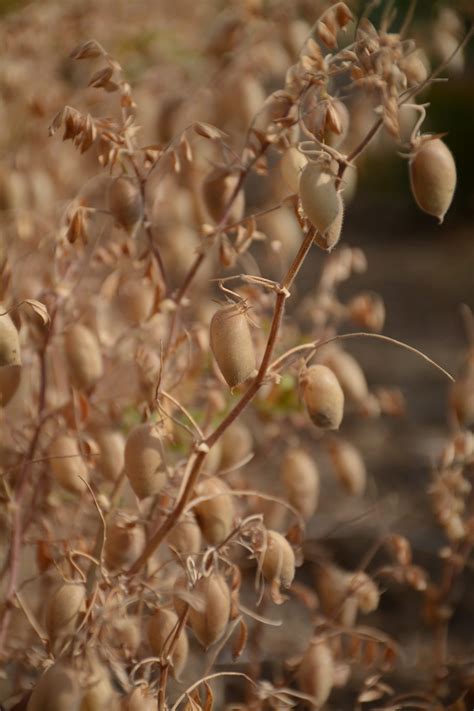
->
[106,615,141,657]
[119,276,156,324]
[0,309,21,366]
[81,662,119,711]
[321,348,368,403]
[300,364,344,430]
[108,176,143,233]
[297,640,335,707]
[409,138,456,223]
[328,438,367,496]
[313,193,344,251]
[220,421,253,469]
[48,434,89,494]
[299,162,340,234]
[27,663,81,711]
[315,564,358,627]
[166,514,202,556]
[45,583,86,649]
[193,476,235,544]
[64,323,103,391]
[210,303,256,388]
[147,608,188,678]
[279,146,307,193]
[202,167,245,225]
[189,573,231,649]
[124,423,166,499]
[121,686,156,711]
[94,427,125,482]
[105,520,145,570]
[281,448,319,520]
[261,530,295,587]
[0,364,21,405]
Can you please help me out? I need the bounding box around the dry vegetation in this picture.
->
[0,0,473,709]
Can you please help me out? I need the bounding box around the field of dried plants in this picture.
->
[0,0,473,709]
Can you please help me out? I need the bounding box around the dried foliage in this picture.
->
[0,1,472,710]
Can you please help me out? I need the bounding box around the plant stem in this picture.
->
[127,228,315,576]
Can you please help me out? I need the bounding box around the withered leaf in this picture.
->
[70,39,105,60]
[24,299,50,326]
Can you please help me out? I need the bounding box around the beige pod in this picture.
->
[94,428,125,482]
[322,348,368,404]
[119,276,156,324]
[0,364,21,406]
[409,138,456,223]
[81,663,118,711]
[64,323,103,391]
[201,167,245,225]
[45,583,86,649]
[103,615,141,658]
[166,514,202,556]
[313,193,344,251]
[122,686,156,711]
[279,146,308,193]
[300,364,344,430]
[220,421,253,469]
[350,571,380,613]
[147,608,188,678]
[315,564,358,627]
[0,309,21,366]
[299,162,340,234]
[48,434,89,494]
[328,438,367,496]
[108,176,142,233]
[27,663,81,711]
[189,573,231,649]
[193,476,235,544]
[297,640,335,707]
[210,303,256,388]
[124,423,166,499]
[105,520,145,570]
[281,448,319,520]
[261,530,295,588]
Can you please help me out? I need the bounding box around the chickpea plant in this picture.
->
[0,2,472,710]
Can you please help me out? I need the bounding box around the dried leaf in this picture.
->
[193,122,226,140]
[24,299,50,326]
[202,681,214,711]
[231,618,248,660]
[70,39,104,60]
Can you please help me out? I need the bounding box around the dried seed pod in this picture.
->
[409,138,456,223]
[27,663,81,711]
[299,162,340,234]
[261,530,295,588]
[48,434,89,494]
[281,449,319,520]
[202,167,245,225]
[81,663,118,711]
[328,438,367,496]
[322,349,368,404]
[147,608,188,678]
[315,564,358,627]
[108,176,142,233]
[350,571,380,613]
[45,583,86,648]
[401,50,429,85]
[300,365,344,430]
[347,292,385,332]
[124,423,166,499]
[313,193,344,251]
[122,686,156,711]
[0,310,21,366]
[65,323,103,391]
[297,640,335,707]
[105,520,145,570]
[119,277,156,324]
[105,615,141,657]
[94,428,125,482]
[189,573,231,649]
[166,514,202,556]
[210,303,256,388]
[279,147,308,193]
[193,476,235,544]
[0,364,21,406]
[220,421,253,469]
